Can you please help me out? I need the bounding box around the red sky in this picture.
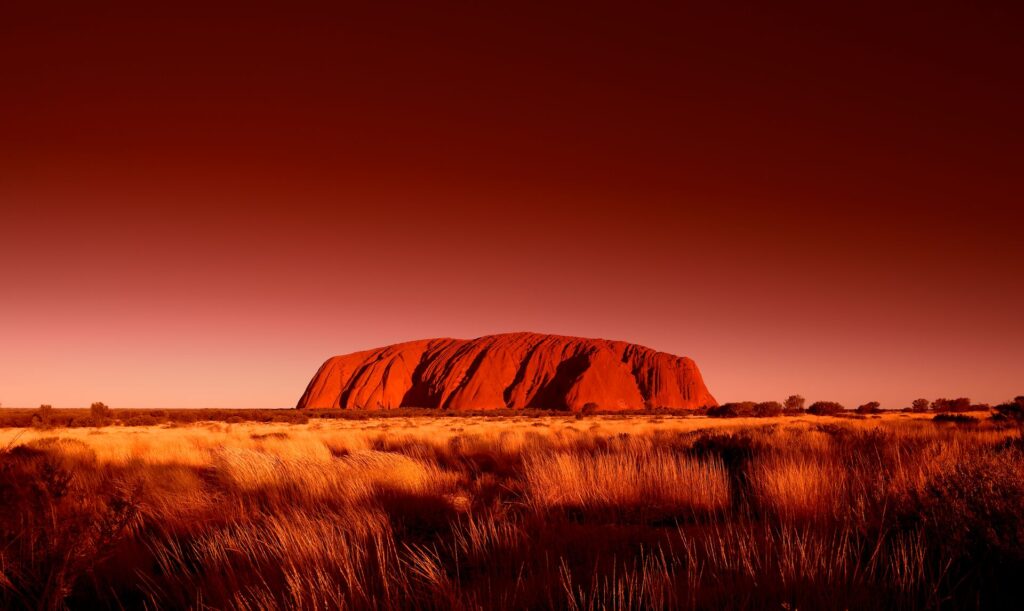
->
[2,2,1022,409]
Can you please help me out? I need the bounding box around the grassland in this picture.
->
[1,412,1022,610]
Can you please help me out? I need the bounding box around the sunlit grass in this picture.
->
[1,412,1021,610]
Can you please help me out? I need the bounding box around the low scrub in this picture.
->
[2,414,1023,609]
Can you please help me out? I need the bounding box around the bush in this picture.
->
[707,402,784,418]
[707,402,756,418]
[688,432,757,466]
[784,394,805,413]
[911,398,930,412]
[753,401,784,417]
[123,415,160,427]
[916,451,1024,570]
[706,405,737,418]
[807,401,844,416]
[931,397,971,413]
[856,401,881,414]
[933,414,979,425]
[89,402,111,426]
[994,396,1024,420]
[0,438,140,609]
[32,404,54,429]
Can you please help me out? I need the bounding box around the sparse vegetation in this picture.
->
[856,400,881,414]
[2,410,1023,609]
[707,401,784,418]
[931,397,973,412]
[994,396,1024,420]
[753,400,784,417]
[31,404,53,428]
[576,402,599,419]
[933,413,980,425]
[89,402,111,425]
[707,401,754,417]
[807,400,844,415]
[784,394,805,413]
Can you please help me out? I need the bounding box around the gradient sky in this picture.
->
[2,2,1022,409]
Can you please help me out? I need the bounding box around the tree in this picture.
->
[931,397,971,413]
[911,398,930,412]
[706,404,735,418]
[707,402,756,418]
[90,402,111,425]
[784,395,805,412]
[34,404,54,428]
[807,401,844,416]
[856,401,881,414]
[950,397,971,412]
[994,396,1024,421]
[753,401,784,417]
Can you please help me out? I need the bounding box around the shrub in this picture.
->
[0,438,139,609]
[933,414,979,425]
[707,402,756,418]
[807,401,844,416]
[911,398,930,412]
[856,401,881,414]
[89,402,111,425]
[994,398,1024,434]
[931,397,971,413]
[32,404,54,428]
[753,401,784,417]
[784,394,805,413]
[124,415,160,427]
[688,432,757,473]
[916,451,1024,569]
[706,405,735,418]
[994,396,1024,420]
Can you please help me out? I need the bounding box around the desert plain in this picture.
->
[2,410,1022,610]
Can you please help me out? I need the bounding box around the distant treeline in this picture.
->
[1,395,1022,428]
[1,405,691,428]
[706,395,1024,420]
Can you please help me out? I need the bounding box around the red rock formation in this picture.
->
[296,332,716,411]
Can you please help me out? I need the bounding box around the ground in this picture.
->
[1,412,1021,610]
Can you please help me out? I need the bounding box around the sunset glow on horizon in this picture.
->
[2,2,1022,409]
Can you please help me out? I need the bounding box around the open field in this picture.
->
[2,412,1022,610]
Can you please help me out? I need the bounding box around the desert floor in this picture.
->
[2,412,1021,610]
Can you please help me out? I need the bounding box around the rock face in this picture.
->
[297,333,716,411]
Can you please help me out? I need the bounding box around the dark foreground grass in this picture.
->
[1,416,1023,610]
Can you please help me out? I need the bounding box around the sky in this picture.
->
[1,2,1022,409]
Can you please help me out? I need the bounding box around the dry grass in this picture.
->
[751,452,848,520]
[1,412,1022,609]
[524,450,730,518]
